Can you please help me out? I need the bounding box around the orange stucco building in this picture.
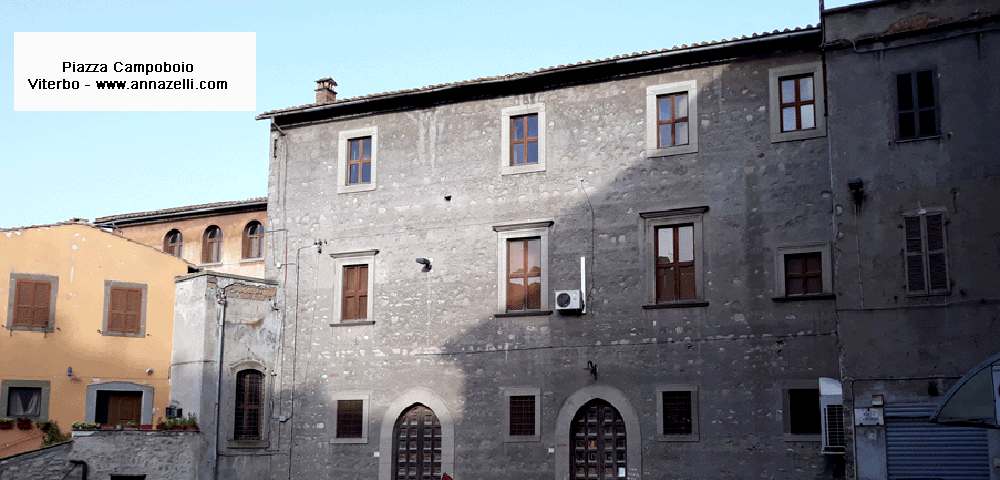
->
[93,198,267,278]
[0,221,192,457]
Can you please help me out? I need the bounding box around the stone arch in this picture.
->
[379,388,455,480]
[554,385,641,480]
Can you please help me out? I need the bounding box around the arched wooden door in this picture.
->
[393,404,443,480]
[571,401,627,480]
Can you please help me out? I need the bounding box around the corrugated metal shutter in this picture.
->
[885,404,990,480]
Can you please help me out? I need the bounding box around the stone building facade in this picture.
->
[252,23,846,480]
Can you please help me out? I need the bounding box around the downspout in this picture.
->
[213,283,230,480]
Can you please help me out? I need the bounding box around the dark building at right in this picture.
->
[822,1,1000,479]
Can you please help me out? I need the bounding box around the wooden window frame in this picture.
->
[509,114,539,166]
[769,62,826,143]
[341,264,369,321]
[101,281,147,338]
[330,392,371,444]
[202,225,223,265]
[329,250,379,325]
[655,385,699,442]
[337,126,378,194]
[895,69,939,140]
[503,387,540,442]
[506,237,543,312]
[163,229,183,258]
[500,104,546,175]
[242,221,265,260]
[778,74,816,132]
[656,93,690,148]
[774,243,833,300]
[493,220,552,315]
[346,136,373,186]
[7,273,58,332]
[234,369,264,441]
[0,380,51,420]
[641,207,707,308]
[646,80,698,157]
[654,224,696,302]
[903,209,950,296]
[784,252,823,296]
[84,382,153,425]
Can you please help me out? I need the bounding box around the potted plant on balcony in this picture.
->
[155,417,167,430]
[16,418,33,430]
[183,413,198,431]
[123,421,138,430]
[0,418,13,429]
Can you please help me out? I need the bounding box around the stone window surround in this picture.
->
[101,280,148,338]
[503,387,541,443]
[640,207,709,308]
[645,80,699,157]
[500,103,547,175]
[378,388,455,480]
[0,380,51,419]
[773,243,834,299]
[6,273,59,333]
[655,384,699,442]
[337,126,379,194]
[780,379,822,442]
[85,381,154,425]
[553,385,642,480]
[329,391,371,444]
[769,61,826,143]
[493,220,553,316]
[329,249,379,325]
[225,361,272,449]
[902,206,950,297]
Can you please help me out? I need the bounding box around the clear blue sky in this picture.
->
[2,0,857,228]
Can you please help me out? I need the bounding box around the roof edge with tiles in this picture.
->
[93,197,267,226]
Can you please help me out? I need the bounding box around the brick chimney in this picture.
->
[315,78,338,104]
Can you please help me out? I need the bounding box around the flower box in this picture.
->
[16,419,33,430]
[0,421,13,430]
[139,424,154,430]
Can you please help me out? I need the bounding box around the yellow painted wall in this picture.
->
[0,223,191,432]
[109,211,265,278]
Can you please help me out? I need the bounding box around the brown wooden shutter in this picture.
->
[925,213,949,293]
[343,265,368,320]
[241,225,251,259]
[30,281,51,327]
[904,215,926,294]
[124,288,142,333]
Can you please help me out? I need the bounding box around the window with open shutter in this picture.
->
[905,212,949,295]
[12,279,52,328]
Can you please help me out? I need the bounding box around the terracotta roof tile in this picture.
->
[93,197,267,224]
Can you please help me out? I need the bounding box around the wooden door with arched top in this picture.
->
[571,400,627,480]
[393,404,443,480]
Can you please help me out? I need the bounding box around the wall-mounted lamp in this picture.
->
[146,368,154,375]
[847,178,865,211]
[67,367,73,377]
[415,258,432,271]
[584,361,598,380]
[314,239,327,254]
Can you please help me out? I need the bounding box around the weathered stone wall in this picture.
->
[0,431,199,480]
[261,37,843,480]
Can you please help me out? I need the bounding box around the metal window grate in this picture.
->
[509,395,536,436]
[337,400,364,438]
[661,391,693,435]
[234,370,263,440]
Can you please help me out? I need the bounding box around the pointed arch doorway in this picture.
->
[571,400,627,480]
[392,404,443,480]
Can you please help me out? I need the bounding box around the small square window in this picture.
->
[769,62,826,143]
[646,80,698,157]
[7,274,57,332]
[493,221,552,315]
[896,70,938,140]
[773,243,833,300]
[788,389,821,435]
[656,385,699,441]
[0,380,51,420]
[784,252,822,295]
[102,281,147,337]
[337,127,378,194]
[501,104,546,175]
[330,392,370,444]
[503,388,540,442]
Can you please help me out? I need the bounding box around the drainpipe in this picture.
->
[213,282,230,480]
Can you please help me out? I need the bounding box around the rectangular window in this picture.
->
[510,114,539,166]
[342,265,369,321]
[788,388,821,435]
[107,287,143,334]
[7,387,42,417]
[784,252,823,296]
[897,70,938,140]
[336,399,364,438]
[11,279,52,328]
[508,395,536,437]
[656,93,689,148]
[234,369,264,440]
[655,225,695,302]
[779,74,816,132]
[347,137,372,185]
[507,238,542,312]
[905,211,949,295]
[656,385,699,441]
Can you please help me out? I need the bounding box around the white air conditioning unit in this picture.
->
[819,377,846,454]
[555,290,583,311]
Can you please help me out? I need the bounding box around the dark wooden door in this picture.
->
[393,405,442,480]
[106,392,142,426]
[571,401,627,480]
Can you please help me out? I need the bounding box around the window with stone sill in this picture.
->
[7,273,58,332]
[330,250,378,325]
[337,126,379,194]
[773,243,833,300]
[331,392,370,444]
[769,62,826,143]
[641,207,707,308]
[501,104,546,175]
[656,385,699,441]
[646,80,698,157]
[493,221,552,315]
[504,388,540,442]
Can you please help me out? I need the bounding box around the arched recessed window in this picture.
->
[242,221,264,260]
[234,369,263,440]
[393,404,442,480]
[163,229,183,257]
[202,226,223,264]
